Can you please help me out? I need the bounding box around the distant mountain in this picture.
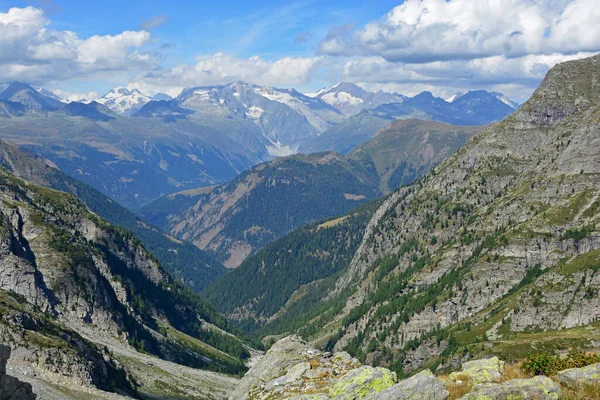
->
[303,90,517,154]
[37,87,66,103]
[152,92,173,101]
[97,87,152,116]
[0,105,265,209]
[171,82,346,155]
[0,139,228,291]
[139,119,478,268]
[445,92,464,103]
[62,101,116,121]
[315,82,407,116]
[0,82,64,110]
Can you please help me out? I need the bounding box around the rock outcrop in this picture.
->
[0,345,36,400]
[458,376,561,400]
[449,357,505,384]
[365,370,449,400]
[231,335,448,400]
[557,362,600,389]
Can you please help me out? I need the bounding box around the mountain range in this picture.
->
[140,120,480,268]
[0,140,227,291]
[0,81,517,210]
[203,53,600,376]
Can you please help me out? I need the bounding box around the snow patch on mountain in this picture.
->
[97,88,152,116]
[246,106,264,120]
[491,92,519,109]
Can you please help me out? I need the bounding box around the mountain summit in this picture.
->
[315,82,407,116]
[97,87,152,115]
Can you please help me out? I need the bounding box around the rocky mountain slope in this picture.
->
[0,167,251,397]
[208,54,600,375]
[0,140,227,290]
[302,90,516,154]
[140,120,478,268]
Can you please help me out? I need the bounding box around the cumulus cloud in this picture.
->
[0,6,158,84]
[52,88,99,102]
[339,52,596,100]
[319,0,600,63]
[141,15,169,30]
[134,52,326,95]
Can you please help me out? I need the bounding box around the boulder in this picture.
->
[449,357,505,384]
[265,362,311,391]
[366,370,449,400]
[557,362,600,389]
[328,366,397,399]
[458,376,561,400]
[0,345,36,400]
[230,335,317,400]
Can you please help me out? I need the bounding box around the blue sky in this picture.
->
[0,0,598,101]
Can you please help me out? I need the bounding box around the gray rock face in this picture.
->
[557,362,600,389]
[449,357,505,385]
[458,376,561,400]
[366,370,449,400]
[0,345,36,400]
[230,335,317,400]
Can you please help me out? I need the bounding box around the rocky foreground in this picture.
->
[230,335,600,400]
[0,345,36,400]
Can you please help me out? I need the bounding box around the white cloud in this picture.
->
[340,52,595,101]
[0,6,158,84]
[319,0,600,63]
[134,53,326,94]
[52,88,99,102]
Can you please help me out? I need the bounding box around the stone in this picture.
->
[328,366,397,399]
[0,345,36,400]
[449,357,505,384]
[557,362,600,389]
[230,335,315,400]
[366,370,449,400]
[264,361,311,391]
[458,376,561,400]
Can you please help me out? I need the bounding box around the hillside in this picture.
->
[207,54,600,375]
[139,152,381,268]
[0,167,249,398]
[350,120,481,193]
[0,140,227,291]
[140,120,478,268]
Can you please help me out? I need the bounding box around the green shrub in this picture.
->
[522,350,600,376]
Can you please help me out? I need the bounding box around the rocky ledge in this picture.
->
[0,345,36,400]
[231,335,600,400]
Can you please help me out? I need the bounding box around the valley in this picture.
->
[0,3,598,398]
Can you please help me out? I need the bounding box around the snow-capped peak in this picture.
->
[491,92,519,109]
[445,92,464,103]
[37,87,67,103]
[97,87,152,116]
